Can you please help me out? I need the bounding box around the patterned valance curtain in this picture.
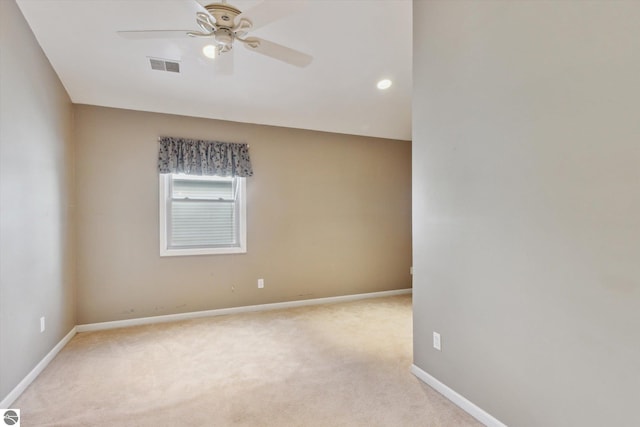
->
[158,136,253,177]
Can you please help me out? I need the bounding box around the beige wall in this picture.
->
[412,1,640,426]
[75,105,411,324]
[0,0,76,400]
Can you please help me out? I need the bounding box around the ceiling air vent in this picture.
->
[148,57,180,73]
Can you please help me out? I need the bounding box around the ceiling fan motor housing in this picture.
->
[215,28,234,47]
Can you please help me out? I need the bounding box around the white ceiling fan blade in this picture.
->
[237,0,307,31]
[117,30,192,40]
[117,1,212,40]
[191,0,211,15]
[213,49,235,75]
[243,37,312,68]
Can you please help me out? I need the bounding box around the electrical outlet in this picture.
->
[40,316,45,333]
[258,278,264,288]
[433,332,441,351]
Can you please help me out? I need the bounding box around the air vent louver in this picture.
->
[165,61,180,73]
[148,57,180,73]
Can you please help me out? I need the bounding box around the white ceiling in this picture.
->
[16,0,412,141]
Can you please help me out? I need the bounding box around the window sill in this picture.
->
[160,246,247,257]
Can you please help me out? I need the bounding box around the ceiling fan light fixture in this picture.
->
[377,79,392,90]
[202,44,218,59]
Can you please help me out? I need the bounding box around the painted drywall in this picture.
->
[0,0,76,400]
[74,105,411,324]
[412,2,640,426]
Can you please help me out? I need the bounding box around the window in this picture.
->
[159,173,246,256]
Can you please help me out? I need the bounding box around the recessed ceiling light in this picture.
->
[202,44,217,59]
[377,79,392,90]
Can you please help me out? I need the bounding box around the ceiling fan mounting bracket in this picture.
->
[204,2,242,28]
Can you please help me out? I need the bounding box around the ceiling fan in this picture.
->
[117,0,312,68]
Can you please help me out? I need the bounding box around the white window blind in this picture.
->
[160,174,246,256]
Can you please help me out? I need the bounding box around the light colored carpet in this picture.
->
[15,295,482,426]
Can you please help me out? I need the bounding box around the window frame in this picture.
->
[159,173,247,257]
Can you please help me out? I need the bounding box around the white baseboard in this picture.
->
[77,288,413,332]
[411,364,507,427]
[1,326,77,408]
